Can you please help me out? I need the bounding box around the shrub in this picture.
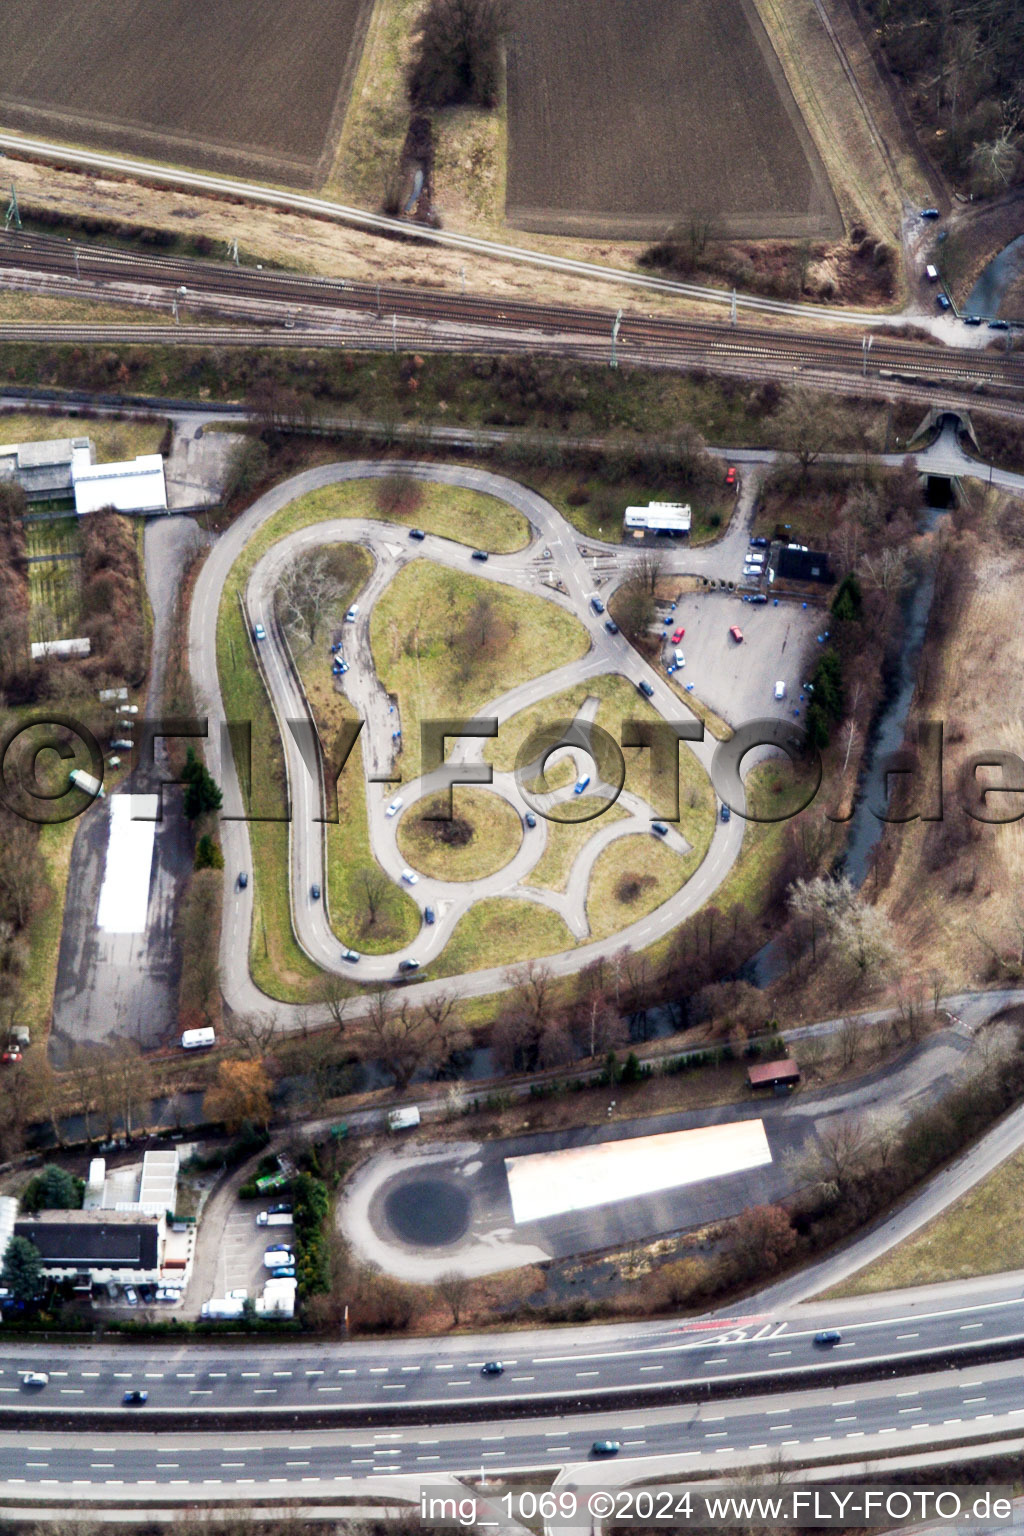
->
[407,0,504,108]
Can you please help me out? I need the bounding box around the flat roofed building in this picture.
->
[72,450,167,515]
[772,546,833,584]
[624,501,692,534]
[14,1210,162,1283]
[0,436,91,502]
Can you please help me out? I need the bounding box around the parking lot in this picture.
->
[656,590,824,730]
[210,1202,293,1307]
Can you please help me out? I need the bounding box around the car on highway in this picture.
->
[574,774,591,795]
[671,627,685,644]
[311,884,320,900]
[651,822,668,837]
[237,872,248,889]
[725,465,737,486]
[591,1440,621,1456]
[814,1330,842,1346]
[342,948,361,964]
[424,906,435,925]
[590,595,605,614]
[481,1361,504,1376]
[774,681,786,700]
[638,679,654,698]
[398,958,420,972]
[345,604,359,622]
[21,1372,48,1388]
[401,868,419,885]
[253,622,266,642]
[720,803,731,822]
[729,626,743,643]
[385,797,404,818]
[123,1389,148,1405]
[524,813,537,828]
[471,549,489,561]
[409,528,426,540]
[604,619,618,635]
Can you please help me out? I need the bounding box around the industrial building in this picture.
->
[0,436,167,514]
[13,1210,164,1288]
[770,546,833,585]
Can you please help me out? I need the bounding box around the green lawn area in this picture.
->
[250,477,529,553]
[527,799,629,892]
[428,898,575,978]
[528,468,734,547]
[1,412,166,460]
[24,516,82,643]
[820,1148,1024,1298]
[396,788,523,881]
[19,817,78,1036]
[371,561,590,782]
[586,835,691,942]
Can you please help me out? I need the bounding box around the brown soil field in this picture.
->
[0,0,374,186]
[505,0,843,240]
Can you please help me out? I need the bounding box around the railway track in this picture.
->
[2,230,1022,391]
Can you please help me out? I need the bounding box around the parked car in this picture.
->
[345,604,359,622]
[341,948,361,964]
[385,797,404,818]
[122,1286,139,1306]
[725,465,737,486]
[471,549,489,561]
[749,535,769,548]
[409,528,426,540]
[574,774,591,795]
[481,1361,504,1376]
[671,627,685,643]
[936,293,951,311]
[651,822,668,837]
[989,318,1011,330]
[424,906,436,925]
[814,1330,842,1346]
[638,679,655,698]
[774,681,786,700]
[401,868,419,885]
[253,623,266,642]
[264,1248,294,1267]
[729,626,744,643]
[921,207,941,219]
[673,648,685,666]
[123,1389,149,1405]
[604,619,619,635]
[963,314,982,326]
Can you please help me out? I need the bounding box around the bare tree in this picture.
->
[436,1268,472,1327]
[633,546,666,597]
[276,550,344,651]
[363,986,444,1090]
[788,1116,873,1200]
[223,1010,279,1061]
[773,388,843,477]
[357,866,392,932]
[317,973,353,1037]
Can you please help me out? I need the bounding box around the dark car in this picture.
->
[524,813,537,828]
[720,804,731,822]
[989,318,1010,330]
[592,1440,621,1456]
[424,906,436,925]
[638,679,655,698]
[963,314,982,326]
[750,535,769,548]
[341,948,361,964]
[123,1390,149,1405]
[936,293,951,311]
[651,822,668,837]
[813,1330,842,1347]
[921,207,941,219]
[237,872,248,890]
[590,596,605,614]
[398,958,420,972]
[311,884,321,901]
[409,528,426,540]
[481,1361,504,1376]
[604,619,619,635]
[471,549,489,561]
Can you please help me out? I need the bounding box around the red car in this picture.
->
[1,1050,22,1065]
[726,466,737,487]
[671,627,685,644]
[729,626,744,643]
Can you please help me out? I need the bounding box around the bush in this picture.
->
[407,0,504,108]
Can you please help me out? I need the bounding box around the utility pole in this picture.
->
[173,284,187,324]
[227,238,239,265]
[862,333,873,377]
[610,308,622,368]
[5,183,20,230]
[730,288,737,326]
[392,314,398,353]
[73,246,81,280]
[459,266,466,296]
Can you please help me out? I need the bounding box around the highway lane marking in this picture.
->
[305,1370,324,1376]
[254,1388,277,1394]
[209,1372,227,1378]
[241,1371,260,1377]
[156,1464,179,1469]
[286,1461,310,1467]
[896,1390,918,1397]
[944,1419,961,1425]
[90,1464,114,1469]
[191,1387,214,1394]
[272,1370,293,1377]
[59,1389,84,1395]
[401,1366,421,1373]
[383,1385,406,1391]
[511,1375,535,1382]
[317,1386,343,1392]
[575,1371,600,1377]
[835,1416,856,1422]
[768,1350,791,1357]
[896,1333,919,1340]
[81,1372,99,1378]
[704,1357,729,1364]
[418,1456,441,1462]
[144,1373,164,1379]
[369,1368,388,1374]
[898,1407,922,1413]
[963,1397,986,1403]
[639,1366,662,1373]
[446,1380,470,1386]
[222,1463,245,1468]
[960,1323,984,1330]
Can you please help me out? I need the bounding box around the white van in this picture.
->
[180,1027,216,1050]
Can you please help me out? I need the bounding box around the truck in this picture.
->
[201,1297,246,1319]
[180,1027,216,1050]
[256,1210,292,1227]
[69,769,105,800]
[386,1106,421,1132]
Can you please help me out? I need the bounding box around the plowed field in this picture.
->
[505,0,842,240]
[0,0,373,185]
